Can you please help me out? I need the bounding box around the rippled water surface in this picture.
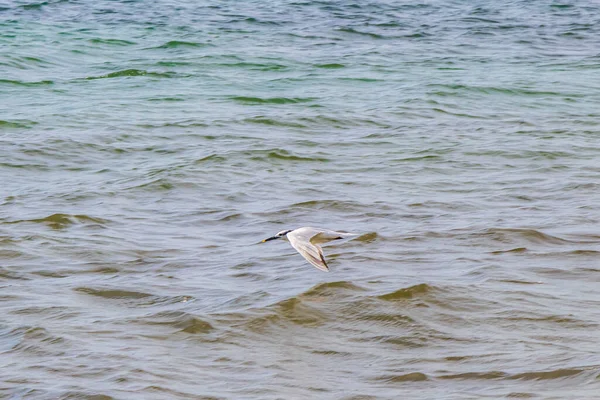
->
[2,0,600,398]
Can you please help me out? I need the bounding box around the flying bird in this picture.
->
[262,227,358,272]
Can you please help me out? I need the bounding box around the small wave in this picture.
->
[217,62,288,71]
[125,177,175,191]
[491,247,528,254]
[7,326,68,357]
[89,38,136,46]
[272,297,329,326]
[356,232,378,243]
[136,120,209,128]
[195,154,226,164]
[229,96,315,105]
[3,213,109,230]
[314,63,345,69]
[0,119,38,129]
[154,40,210,49]
[242,117,306,128]
[437,366,596,381]
[0,266,29,280]
[20,1,48,10]
[75,287,153,299]
[510,368,587,380]
[439,371,507,380]
[336,27,385,39]
[235,297,330,333]
[84,69,178,80]
[377,283,434,301]
[246,149,329,162]
[58,392,115,400]
[433,108,485,119]
[141,311,214,334]
[289,199,365,211]
[75,287,193,307]
[375,372,429,382]
[483,228,570,245]
[300,281,366,298]
[0,79,54,87]
[427,83,584,98]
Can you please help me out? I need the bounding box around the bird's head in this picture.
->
[262,229,293,242]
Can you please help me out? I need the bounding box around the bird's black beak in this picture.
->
[261,235,279,243]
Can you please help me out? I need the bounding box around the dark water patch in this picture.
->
[491,247,528,254]
[437,367,595,381]
[84,69,178,80]
[483,228,571,245]
[0,266,30,280]
[125,177,175,191]
[0,249,25,259]
[315,63,345,69]
[229,272,265,281]
[3,214,109,230]
[378,283,434,301]
[356,313,415,326]
[235,297,330,333]
[568,250,600,255]
[9,305,74,318]
[31,270,69,278]
[288,199,366,211]
[439,371,508,380]
[20,2,48,10]
[153,40,210,49]
[393,155,442,162]
[550,4,574,9]
[8,326,68,357]
[140,311,214,334]
[510,368,588,381]
[311,349,353,356]
[195,154,227,164]
[497,279,542,285]
[75,287,153,299]
[375,372,429,382]
[77,287,195,309]
[270,297,329,326]
[229,96,315,105]
[427,83,584,98]
[242,117,306,128]
[336,27,385,39]
[0,79,54,87]
[146,97,185,102]
[59,392,114,400]
[246,148,329,163]
[217,62,288,71]
[136,120,209,129]
[433,108,485,119]
[89,38,136,46]
[0,119,38,129]
[497,314,592,328]
[372,335,428,348]
[300,280,366,298]
[242,17,282,26]
[337,77,383,82]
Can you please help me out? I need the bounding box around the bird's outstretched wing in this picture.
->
[287,229,331,272]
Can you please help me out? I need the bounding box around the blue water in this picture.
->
[2,1,600,399]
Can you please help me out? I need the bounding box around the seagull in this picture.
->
[261,227,358,272]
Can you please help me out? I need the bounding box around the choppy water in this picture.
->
[2,0,600,398]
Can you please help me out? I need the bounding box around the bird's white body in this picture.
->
[263,227,358,272]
